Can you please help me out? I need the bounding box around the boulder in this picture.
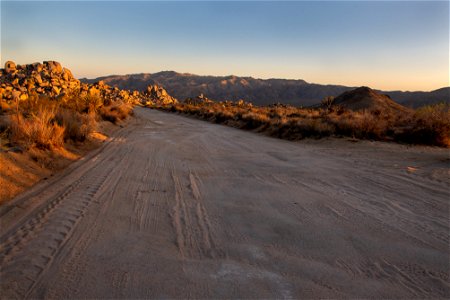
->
[62,68,73,81]
[52,86,61,95]
[31,62,43,72]
[33,73,43,84]
[11,90,21,100]
[44,61,63,74]
[5,61,16,73]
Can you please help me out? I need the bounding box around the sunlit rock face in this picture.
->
[0,60,81,101]
[0,61,141,104]
[143,84,178,105]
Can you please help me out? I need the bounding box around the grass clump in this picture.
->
[396,103,450,146]
[3,92,134,151]
[55,109,97,142]
[9,103,64,150]
[100,102,133,124]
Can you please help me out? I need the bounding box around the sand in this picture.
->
[0,107,449,298]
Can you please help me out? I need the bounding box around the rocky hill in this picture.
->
[332,87,409,112]
[81,72,449,108]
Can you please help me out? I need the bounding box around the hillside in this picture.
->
[81,72,449,108]
[332,86,410,112]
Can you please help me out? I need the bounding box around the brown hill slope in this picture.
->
[333,87,410,112]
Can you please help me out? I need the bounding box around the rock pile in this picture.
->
[0,61,80,101]
[235,99,253,108]
[80,80,141,104]
[184,93,214,105]
[0,60,142,104]
[143,84,178,106]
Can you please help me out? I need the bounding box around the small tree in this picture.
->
[321,96,335,111]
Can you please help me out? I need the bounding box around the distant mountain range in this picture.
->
[81,72,449,108]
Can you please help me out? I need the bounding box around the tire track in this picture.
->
[189,170,221,259]
[0,127,135,299]
[0,163,114,298]
[37,151,135,299]
[170,166,221,260]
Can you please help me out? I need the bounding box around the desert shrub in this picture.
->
[1,100,12,114]
[100,102,133,124]
[17,94,52,117]
[9,105,64,149]
[294,118,334,138]
[160,100,449,147]
[0,116,10,136]
[321,96,335,111]
[325,109,398,139]
[213,110,235,123]
[397,103,450,146]
[56,109,97,142]
[241,112,270,128]
[85,94,105,112]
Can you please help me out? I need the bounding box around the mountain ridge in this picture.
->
[81,71,449,108]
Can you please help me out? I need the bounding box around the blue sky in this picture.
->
[1,1,449,91]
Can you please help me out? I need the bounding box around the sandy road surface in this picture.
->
[1,107,449,299]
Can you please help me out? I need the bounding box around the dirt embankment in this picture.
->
[0,121,118,204]
[1,107,448,299]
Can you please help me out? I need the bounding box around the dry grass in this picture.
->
[3,93,134,152]
[56,109,97,142]
[100,102,133,124]
[159,101,449,147]
[0,90,135,204]
[9,104,65,149]
[396,103,450,146]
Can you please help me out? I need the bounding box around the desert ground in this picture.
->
[0,107,449,298]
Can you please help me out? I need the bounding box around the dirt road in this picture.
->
[1,107,449,298]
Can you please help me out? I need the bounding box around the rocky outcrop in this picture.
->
[142,84,178,106]
[0,61,142,104]
[80,80,141,104]
[235,99,253,108]
[4,61,17,73]
[0,61,81,101]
